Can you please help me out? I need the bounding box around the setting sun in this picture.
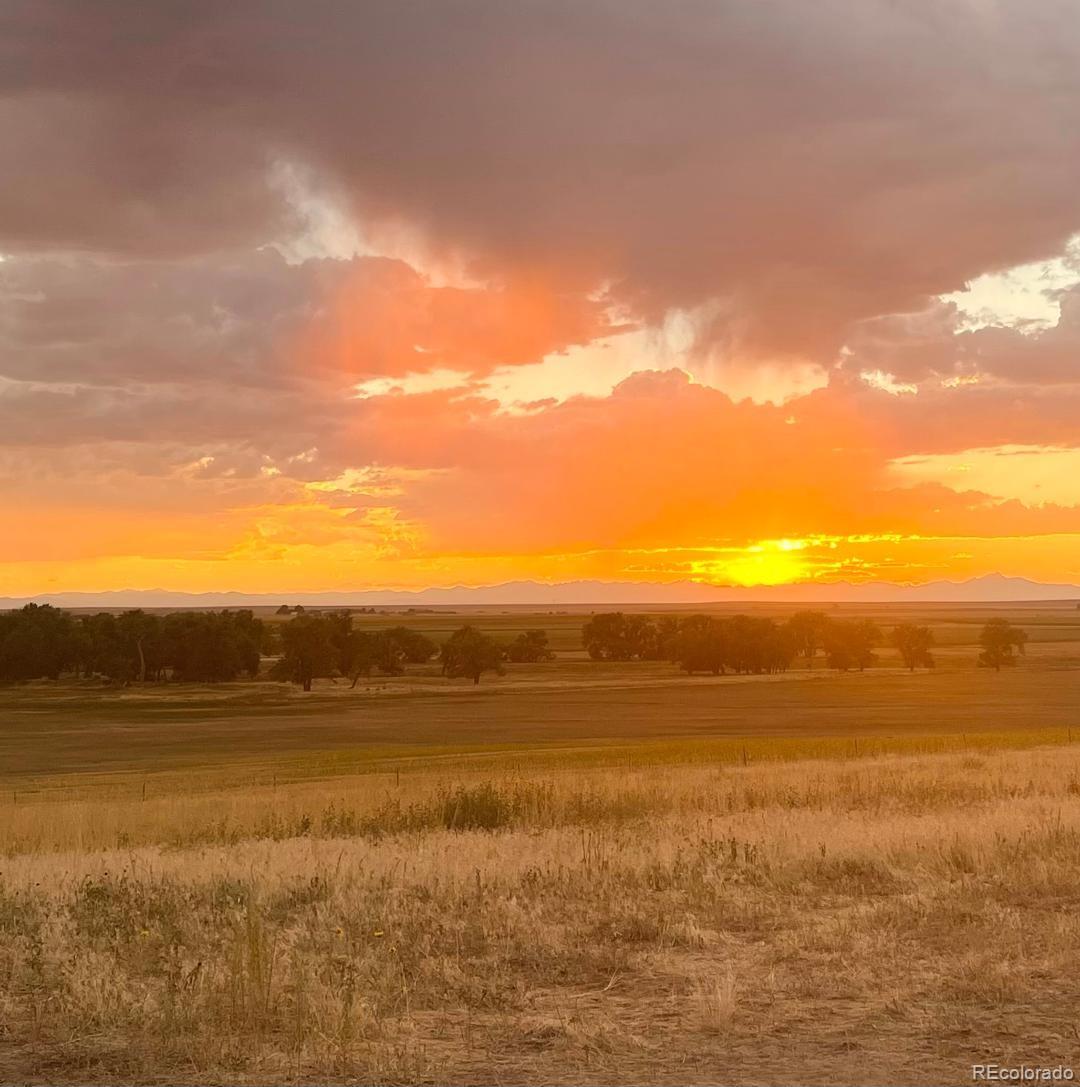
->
[693,539,812,587]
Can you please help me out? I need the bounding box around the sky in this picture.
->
[3,0,1080,597]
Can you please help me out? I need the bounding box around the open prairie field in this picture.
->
[3,602,1080,788]
[4,743,1080,1084]
[1,604,1079,1083]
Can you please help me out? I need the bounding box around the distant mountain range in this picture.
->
[3,574,1079,609]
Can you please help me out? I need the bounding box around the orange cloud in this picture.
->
[5,4,1080,595]
[330,370,1080,560]
[298,258,626,382]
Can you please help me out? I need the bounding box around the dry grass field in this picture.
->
[2,604,1079,1084]
[4,744,1080,1084]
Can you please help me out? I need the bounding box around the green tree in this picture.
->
[672,615,729,675]
[726,615,796,674]
[322,611,355,676]
[625,615,663,660]
[977,618,1027,671]
[115,610,165,682]
[786,610,829,669]
[346,631,382,686]
[219,609,263,678]
[371,631,407,676]
[505,629,554,663]
[0,604,78,682]
[582,613,660,661]
[75,612,132,682]
[163,611,261,682]
[655,616,682,660]
[383,626,438,664]
[823,619,881,672]
[582,613,632,660]
[440,626,505,685]
[891,623,935,671]
[272,614,337,691]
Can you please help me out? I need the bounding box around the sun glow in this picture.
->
[693,538,812,587]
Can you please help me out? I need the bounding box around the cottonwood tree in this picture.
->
[891,623,935,671]
[582,612,633,660]
[582,613,665,661]
[504,629,554,663]
[345,631,380,686]
[786,610,830,668]
[113,610,161,683]
[162,611,261,682]
[823,619,881,672]
[440,626,505,685]
[672,614,729,675]
[0,604,77,682]
[0,605,263,685]
[345,630,406,685]
[726,615,797,674]
[272,614,337,691]
[74,612,134,682]
[382,627,438,664]
[664,614,796,675]
[343,626,437,686]
[582,612,798,676]
[977,618,1027,671]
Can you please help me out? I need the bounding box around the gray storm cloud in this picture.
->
[3,1,1080,362]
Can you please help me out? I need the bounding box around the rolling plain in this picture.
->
[1,601,1079,1084]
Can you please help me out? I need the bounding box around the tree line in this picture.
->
[582,610,1028,674]
[0,605,265,684]
[271,615,552,690]
[0,603,1028,686]
[0,604,551,688]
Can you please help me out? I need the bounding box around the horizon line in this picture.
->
[4,572,1080,608]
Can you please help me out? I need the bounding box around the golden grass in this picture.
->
[8,723,1079,812]
[4,742,1080,1084]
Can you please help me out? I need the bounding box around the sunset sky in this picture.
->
[4,1,1080,597]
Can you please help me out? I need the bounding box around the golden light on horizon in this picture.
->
[692,539,813,587]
